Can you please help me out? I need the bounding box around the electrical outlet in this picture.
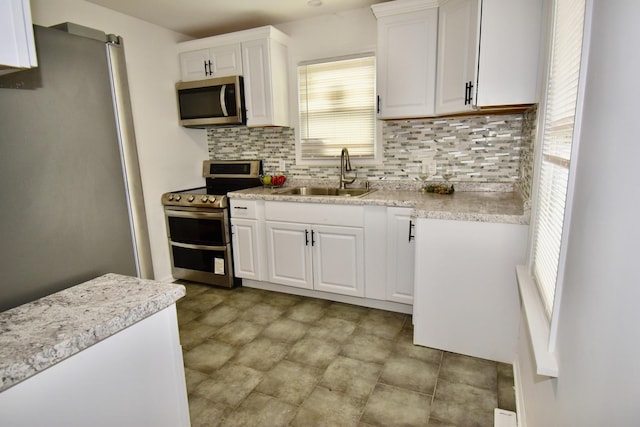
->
[279,159,286,171]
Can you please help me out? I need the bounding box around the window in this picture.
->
[531,0,587,320]
[297,54,376,160]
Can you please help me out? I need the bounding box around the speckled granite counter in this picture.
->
[228,182,529,225]
[0,274,185,392]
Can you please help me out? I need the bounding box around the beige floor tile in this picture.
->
[259,291,303,308]
[178,292,226,313]
[379,355,439,394]
[285,301,328,323]
[305,316,357,343]
[394,330,443,364]
[214,320,263,346]
[197,304,240,328]
[184,367,210,392]
[231,337,290,371]
[224,289,265,310]
[256,360,321,405]
[260,317,309,343]
[356,310,407,340]
[193,364,263,407]
[219,392,297,427]
[238,302,285,325]
[183,340,236,374]
[177,306,199,326]
[187,395,231,427]
[286,336,341,369]
[360,383,431,427]
[320,356,382,401]
[177,283,517,426]
[324,301,370,322]
[430,379,497,427]
[292,386,365,427]
[179,320,220,350]
[341,332,395,364]
[439,352,498,391]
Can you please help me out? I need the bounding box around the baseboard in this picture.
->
[242,279,413,314]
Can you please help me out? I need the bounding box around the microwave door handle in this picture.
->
[220,84,229,117]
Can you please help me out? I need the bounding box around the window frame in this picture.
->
[293,52,382,166]
[517,0,592,377]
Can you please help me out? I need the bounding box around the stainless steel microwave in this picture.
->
[176,76,245,127]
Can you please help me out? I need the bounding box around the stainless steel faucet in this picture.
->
[339,147,357,189]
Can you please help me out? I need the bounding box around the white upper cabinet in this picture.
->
[242,35,290,127]
[178,26,289,127]
[372,0,439,119]
[0,0,37,71]
[435,0,543,115]
[179,44,242,81]
[435,0,481,114]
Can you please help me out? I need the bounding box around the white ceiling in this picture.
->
[86,0,389,38]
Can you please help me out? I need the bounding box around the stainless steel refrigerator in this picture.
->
[0,24,153,312]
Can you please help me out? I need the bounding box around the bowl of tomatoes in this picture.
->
[261,174,287,188]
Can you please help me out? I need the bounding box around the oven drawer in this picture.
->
[169,242,234,287]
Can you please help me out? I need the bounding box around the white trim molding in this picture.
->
[516,265,558,377]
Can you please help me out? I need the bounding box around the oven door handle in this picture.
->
[165,209,226,220]
[170,241,228,251]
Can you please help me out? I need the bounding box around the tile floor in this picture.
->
[176,281,516,427]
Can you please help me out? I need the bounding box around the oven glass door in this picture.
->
[165,208,229,246]
[171,243,229,274]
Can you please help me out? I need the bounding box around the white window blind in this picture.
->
[298,54,376,159]
[532,0,586,317]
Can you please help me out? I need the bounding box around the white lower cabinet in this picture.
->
[413,218,528,363]
[230,199,265,281]
[386,207,415,304]
[231,218,263,281]
[265,221,364,297]
[263,202,365,297]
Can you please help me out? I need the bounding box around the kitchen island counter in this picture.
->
[0,273,185,393]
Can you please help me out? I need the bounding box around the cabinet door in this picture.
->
[376,7,438,119]
[209,44,243,77]
[242,38,289,127]
[179,49,210,81]
[435,0,480,114]
[231,219,262,280]
[386,208,415,304]
[475,0,543,106]
[265,221,313,289]
[312,225,365,297]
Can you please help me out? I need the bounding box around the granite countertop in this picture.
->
[0,274,185,393]
[228,181,529,225]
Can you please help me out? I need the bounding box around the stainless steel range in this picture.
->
[161,160,262,287]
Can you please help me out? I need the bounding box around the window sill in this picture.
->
[516,265,559,377]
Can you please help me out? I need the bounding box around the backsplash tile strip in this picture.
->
[207,111,537,191]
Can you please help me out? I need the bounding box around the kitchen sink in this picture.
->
[274,186,376,197]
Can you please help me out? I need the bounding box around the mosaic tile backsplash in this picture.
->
[207,109,537,197]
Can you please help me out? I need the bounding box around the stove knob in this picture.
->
[201,195,208,202]
[175,195,181,201]
[208,196,216,203]
[188,195,195,202]
[168,194,174,201]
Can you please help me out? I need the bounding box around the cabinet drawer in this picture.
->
[265,201,364,227]
[230,199,259,219]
